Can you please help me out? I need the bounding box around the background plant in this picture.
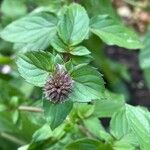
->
[0,0,150,150]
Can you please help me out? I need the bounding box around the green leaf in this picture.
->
[51,35,91,56]
[70,46,91,56]
[113,133,139,150]
[50,34,68,53]
[51,35,90,56]
[66,138,112,150]
[0,104,7,112]
[18,145,29,150]
[139,32,150,69]
[32,124,52,142]
[69,65,105,102]
[13,42,47,53]
[143,68,150,88]
[83,117,112,141]
[94,91,125,117]
[76,103,94,119]
[0,55,12,64]
[29,124,65,150]
[113,136,136,150]
[139,31,150,76]
[1,12,57,50]
[16,51,54,87]
[58,3,89,46]
[54,54,64,64]
[43,100,73,130]
[70,55,93,65]
[110,108,130,139]
[80,0,119,20]
[1,0,27,18]
[125,105,150,149]
[11,110,19,124]
[0,79,23,103]
[83,117,101,135]
[0,114,17,133]
[90,15,142,49]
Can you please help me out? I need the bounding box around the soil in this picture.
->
[105,46,150,107]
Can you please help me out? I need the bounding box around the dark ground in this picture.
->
[106,46,150,107]
[107,0,150,107]
[101,46,150,127]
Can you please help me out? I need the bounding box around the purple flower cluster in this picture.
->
[44,65,74,103]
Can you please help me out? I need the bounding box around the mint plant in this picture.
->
[0,0,150,150]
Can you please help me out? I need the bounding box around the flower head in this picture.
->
[44,65,74,103]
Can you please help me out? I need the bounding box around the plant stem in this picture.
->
[0,132,26,145]
[63,53,70,62]
[18,105,43,113]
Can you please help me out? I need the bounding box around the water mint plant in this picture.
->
[0,0,150,150]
